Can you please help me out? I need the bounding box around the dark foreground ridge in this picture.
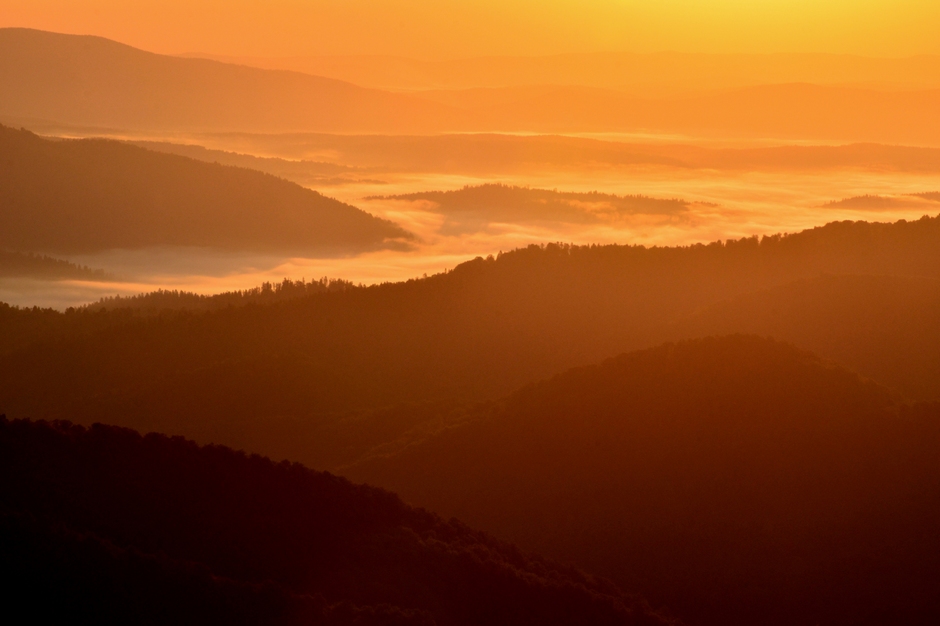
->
[348,336,940,626]
[0,417,669,626]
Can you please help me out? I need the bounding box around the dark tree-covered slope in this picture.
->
[0,125,410,254]
[346,336,940,626]
[0,249,112,280]
[2,216,940,468]
[0,417,667,626]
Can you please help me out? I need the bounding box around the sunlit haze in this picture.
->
[3,5,940,625]
[3,0,940,58]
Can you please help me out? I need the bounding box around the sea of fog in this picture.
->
[4,132,940,309]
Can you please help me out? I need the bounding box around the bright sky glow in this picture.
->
[1,0,939,59]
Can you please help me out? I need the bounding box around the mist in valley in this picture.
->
[3,8,940,625]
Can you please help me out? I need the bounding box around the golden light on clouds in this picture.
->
[1,0,938,58]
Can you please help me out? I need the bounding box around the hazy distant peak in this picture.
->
[0,28,459,134]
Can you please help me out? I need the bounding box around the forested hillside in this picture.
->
[0,417,667,625]
[672,273,940,400]
[346,336,940,626]
[0,250,112,280]
[2,215,940,467]
[0,125,410,254]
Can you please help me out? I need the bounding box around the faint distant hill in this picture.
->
[4,215,940,467]
[186,51,940,94]
[221,133,940,175]
[370,184,692,232]
[822,192,940,210]
[0,417,667,626]
[0,125,410,254]
[0,28,457,133]
[346,335,940,626]
[5,28,940,142]
[127,140,383,187]
[411,82,940,144]
[0,250,112,281]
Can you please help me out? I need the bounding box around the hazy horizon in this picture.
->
[3,8,940,626]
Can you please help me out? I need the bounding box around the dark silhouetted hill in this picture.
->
[345,336,940,626]
[0,28,457,133]
[189,51,940,95]
[3,216,940,466]
[213,133,940,176]
[0,250,112,281]
[0,417,667,626]
[0,125,410,254]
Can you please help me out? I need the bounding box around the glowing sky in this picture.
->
[2,0,939,59]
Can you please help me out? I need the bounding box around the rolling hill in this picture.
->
[2,216,940,469]
[0,417,668,625]
[411,82,940,144]
[188,51,940,94]
[0,125,410,254]
[344,335,940,626]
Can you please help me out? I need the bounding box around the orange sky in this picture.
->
[2,1,939,59]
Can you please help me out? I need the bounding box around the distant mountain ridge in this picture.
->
[0,250,112,281]
[0,28,457,133]
[369,184,692,232]
[4,28,940,142]
[3,214,940,468]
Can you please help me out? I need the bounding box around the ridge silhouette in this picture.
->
[0,416,668,625]
[346,335,940,625]
[3,215,940,470]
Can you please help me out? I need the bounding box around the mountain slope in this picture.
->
[0,125,410,254]
[0,417,667,626]
[5,29,940,142]
[672,274,940,400]
[0,28,458,133]
[345,336,940,626]
[0,250,112,281]
[3,216,940,466]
